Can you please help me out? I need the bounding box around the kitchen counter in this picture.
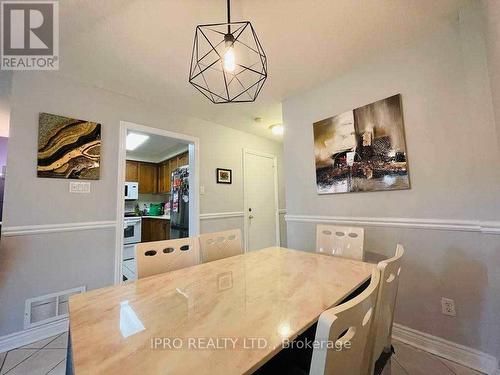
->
[141,214,170,220]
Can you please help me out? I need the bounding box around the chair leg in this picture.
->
[373,346,394,375]
[380,359,392,375]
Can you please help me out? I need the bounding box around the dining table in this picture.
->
[66,246,375,374]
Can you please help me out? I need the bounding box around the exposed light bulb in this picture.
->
[223,46,236,72]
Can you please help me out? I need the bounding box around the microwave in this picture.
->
[124,182,138,200]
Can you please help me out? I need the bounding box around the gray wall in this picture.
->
[0,72,285,336]
[283,4,500,358]
[482,0,500,147]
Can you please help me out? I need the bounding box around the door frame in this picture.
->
[114,121,200,284]
[242,148,280,252]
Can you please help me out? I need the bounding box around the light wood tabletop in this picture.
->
[68,247,375,374]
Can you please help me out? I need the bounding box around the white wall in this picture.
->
[283,4,500,359]
[482,0,500,147]
[0,72,285,336]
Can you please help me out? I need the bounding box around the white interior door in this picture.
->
[244,149,279,251]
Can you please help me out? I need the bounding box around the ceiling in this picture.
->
[57,0,466,141]
[126,131,188,162]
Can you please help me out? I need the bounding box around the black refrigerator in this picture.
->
[170,166,189,238]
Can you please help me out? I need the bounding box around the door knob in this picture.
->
[249,215,254,219]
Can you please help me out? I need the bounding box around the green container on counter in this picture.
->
[148,203,163,216]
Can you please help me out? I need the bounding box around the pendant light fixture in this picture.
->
[189,0,268,103]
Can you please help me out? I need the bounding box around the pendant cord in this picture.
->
[227,0,231,34]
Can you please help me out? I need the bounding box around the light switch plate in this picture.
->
[200,185,205,195]
[69,181,91,193]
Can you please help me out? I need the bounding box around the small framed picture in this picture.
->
[216,168,232,184]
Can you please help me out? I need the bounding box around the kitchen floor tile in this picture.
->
[382,358,409,375]
[1,349,65,375]
[389,359,409,375]
[46,358,66,375]
[392,340,454,375]
[439,357,485,375]
[0,352,6,372]
[0,349,36,374]
[45,333,68,349]
[19,335,58,349]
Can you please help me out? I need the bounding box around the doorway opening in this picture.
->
[115,121,199,283]
[243,148,279,251]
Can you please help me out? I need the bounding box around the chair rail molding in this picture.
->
[285,214,500,235]
[393,323,499,374]
[200,209,286,220]
[199,212,244,220]
[2,221,117,236]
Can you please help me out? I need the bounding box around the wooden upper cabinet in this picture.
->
[177,152,189,167]
[158,161,170,194]
[126,152,187,195]
[138,163,158,194]
[125,161,139,182]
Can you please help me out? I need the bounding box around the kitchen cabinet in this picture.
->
[126,151,188,195]
[177,152,189,167]
[169,157,178,175]
[158,161,170,194]
[138,163,158,194]
[141,218,170,242]
[158,152,189,194]
[125,161,139,182]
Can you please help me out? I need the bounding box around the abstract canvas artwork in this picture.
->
[313,94,409,194]
[37,113,101,180]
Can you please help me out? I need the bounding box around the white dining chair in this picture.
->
[310,268,381,375]
[199,229,243,263]
[316,224,365,260]
[370,244,405,372]
[135,237,199,279]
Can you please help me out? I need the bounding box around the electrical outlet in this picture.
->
[69,181,91,193]
[441,297,456,316]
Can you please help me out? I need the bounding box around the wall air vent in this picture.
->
[24,286,85,329]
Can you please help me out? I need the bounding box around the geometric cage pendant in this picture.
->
[189,14,268,103]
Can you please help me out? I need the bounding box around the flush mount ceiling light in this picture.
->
[126,133,149,151]
[269,124,284,135]
[189,0,268,104]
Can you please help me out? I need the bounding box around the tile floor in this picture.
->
[0,335,484,375]
[386,341,484,375]
[0,332,67,375]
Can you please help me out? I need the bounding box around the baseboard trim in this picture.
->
[285,214,500,235]
[2,221,117,237]
[392,323,499,374]
[0,318,69,353]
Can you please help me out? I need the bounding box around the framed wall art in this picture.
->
[216,168,232,184]
[313,94,409,194]
[37,113,101,180]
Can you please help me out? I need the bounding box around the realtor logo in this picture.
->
[1,0,59,70]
